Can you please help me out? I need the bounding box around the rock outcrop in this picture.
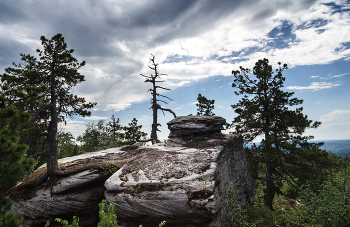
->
[167,116,226,146]
[7,116,255,227]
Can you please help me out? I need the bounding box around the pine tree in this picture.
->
[1,34,96,176]
[196,94,215,116]
[0,95,34,226]
[107,115,122,142]
[230,58,332,210]
[0,53,50,165]
[123,118,147,145]
[141,54,176,144]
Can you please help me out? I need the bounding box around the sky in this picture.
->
[0,0,349,142]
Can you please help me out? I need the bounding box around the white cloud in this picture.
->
[320,109,350,123]
[81,116,109,120]
[190,102,198,105]
[306,109,350,140]
[59,120,87,139]
[1,0,350,114]
[163,80,191,87]
[286,82,342,91]
[310,75,319,78]
[218,105,231,110]
[330,73,349,78]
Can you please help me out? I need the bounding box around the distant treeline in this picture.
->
[247,140,350,157]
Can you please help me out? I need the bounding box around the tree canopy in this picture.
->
[230,58,333,210]
[0,95,34,226]
[1,33,96,176]
[196,94,215,116]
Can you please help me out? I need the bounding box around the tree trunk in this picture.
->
[47,77,58,176]
[151,81,158,144]
[264,161,275,210]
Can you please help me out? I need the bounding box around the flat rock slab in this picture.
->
[52,169,103,194]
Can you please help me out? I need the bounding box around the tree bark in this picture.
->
[151,80,158,144]
[47,76,58,176]
[264,161,275,210]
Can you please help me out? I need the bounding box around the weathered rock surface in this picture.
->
[167,116,226,146]
[7,116,255,227]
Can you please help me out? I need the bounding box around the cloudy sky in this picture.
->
[1,0,349,142]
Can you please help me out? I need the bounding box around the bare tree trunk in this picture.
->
[151,82,158,144]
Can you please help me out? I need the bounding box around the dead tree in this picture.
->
[140,54,176,144]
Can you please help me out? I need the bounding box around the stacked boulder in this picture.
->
[167,116,226,146]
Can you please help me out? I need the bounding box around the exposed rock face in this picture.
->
[167,116,226,146]
[7,116,255,227]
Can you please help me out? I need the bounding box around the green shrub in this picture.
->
[272,195,313,226]
[45,216,79,227]
[98,200,118,227]
[226,186,273,227]
[46,199,166,227]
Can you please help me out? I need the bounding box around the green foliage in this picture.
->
[98,200,118,227]
[77,117,148,152]
[226,187,273,227]
[298,158,350,227]
[227,156,350,227]
[77,120,110,152]
[0,53,49,166]
[230,58,333,209]
[0,95,35,226]
[45,199,166,227]
[1,33,96,175]
[45,216,79,227]
[158,221,166,227]
[107,115,123,143]
[196,94,215,116]
[123,118,148,145]
[104,163,119,174]
[199,173,208,189]
[272,195,312,226]
[57,130,81,158]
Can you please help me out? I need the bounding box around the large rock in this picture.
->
[6,154,123,227]
[7,116,255,227]
[167,116,226,146]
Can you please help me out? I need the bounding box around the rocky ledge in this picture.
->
[7,116,255,227]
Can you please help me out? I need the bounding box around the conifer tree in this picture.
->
[123,118,147,145]
[0,95,34,226]
[107,115,122,142]
[1,34,96,176]
[140,55,176,144]
[0,53,49,164]
[196,94,215,116]
[230,58,332,210]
